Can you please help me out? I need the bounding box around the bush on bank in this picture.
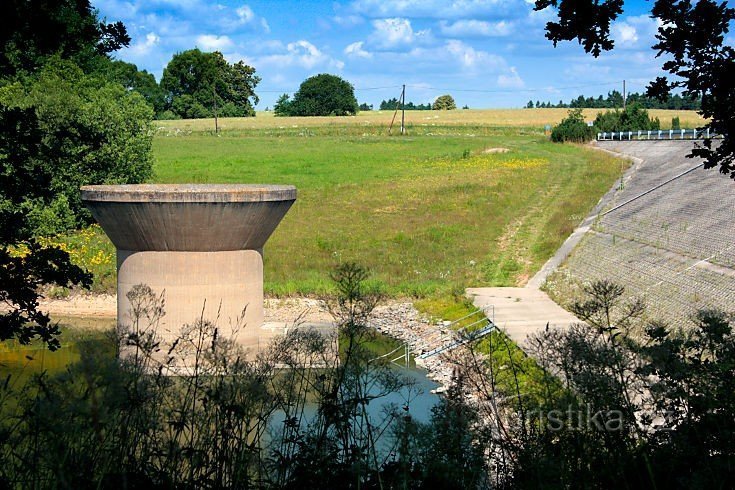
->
[551,104,662,143]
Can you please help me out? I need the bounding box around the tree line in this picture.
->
[374,94,459,111]
[526,90,702,110]
[378,98,432,111]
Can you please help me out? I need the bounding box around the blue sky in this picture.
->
[96,0,683,109]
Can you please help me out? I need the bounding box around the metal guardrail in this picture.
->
[597,128,722,141]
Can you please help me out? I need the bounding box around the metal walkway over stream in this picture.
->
[370,307,496,367]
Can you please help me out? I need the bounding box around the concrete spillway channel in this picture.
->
[81,184,296,369]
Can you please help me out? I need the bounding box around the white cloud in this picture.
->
[349,0,531,20]
[439,19,513,37]
[129,32,160,55]
[444,39,503,70]
[196,34,234,51]
[377,40,507,75]
[613,23,638,45]
[257,40,344,70]
[333,14,364,26]
[344,41,373,59]
[210,3,269,32]
[497,66,524,88]
[612,15,659,48]
[236,5,254,23]
[369,18,430,49]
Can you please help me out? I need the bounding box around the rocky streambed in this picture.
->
[30,293,460,393]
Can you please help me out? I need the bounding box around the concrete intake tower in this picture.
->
[81,184,296,363]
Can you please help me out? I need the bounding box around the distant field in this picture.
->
[155,108,706,133]
[61,119,628,297]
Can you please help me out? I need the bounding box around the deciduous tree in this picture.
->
[0,0,130,77]
[160,49,259,119]
[285,74,358,116]
[433,94,457,110]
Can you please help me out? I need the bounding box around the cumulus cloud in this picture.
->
[379,39,507,75]
[344,41,373,59]
[129,32,160,55]
[444,39,504,70]
[497,66,524,88]
[368,18,430,49]
[439,19,513,37]
[196,34,234,51]
[236,5,254,23]
[613,23,638,45]
[205,3,268,32]
[612,15,659,48]
[257,40,344,70]
[348,0,533,20]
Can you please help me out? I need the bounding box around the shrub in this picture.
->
[671,116,681,130]
[551,108,594,142]
[156,109,180,120]
[593,103,661,133]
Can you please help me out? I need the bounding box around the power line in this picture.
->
[403,81,623,94]
[256,85,402,93]
[255,80,646,95]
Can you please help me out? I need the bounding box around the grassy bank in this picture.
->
[53,119,628,297]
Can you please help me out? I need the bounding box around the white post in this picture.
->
[647,130,651,140]
[658,130,662,139]
[693,129,697,139]
[681,129,685,139]
[669,129,673,139]
[706,128,710,138]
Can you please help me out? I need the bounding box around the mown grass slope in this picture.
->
[57,118,628,297]
[161,124,623,295]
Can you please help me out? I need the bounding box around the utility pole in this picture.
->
[623,79,626,110]
[213,84,219,134]
[400,84,405,135]
[388,84,405,135]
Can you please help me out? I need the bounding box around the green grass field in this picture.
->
[56,114,630,298]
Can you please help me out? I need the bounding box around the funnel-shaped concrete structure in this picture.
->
[81,184,296,361]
